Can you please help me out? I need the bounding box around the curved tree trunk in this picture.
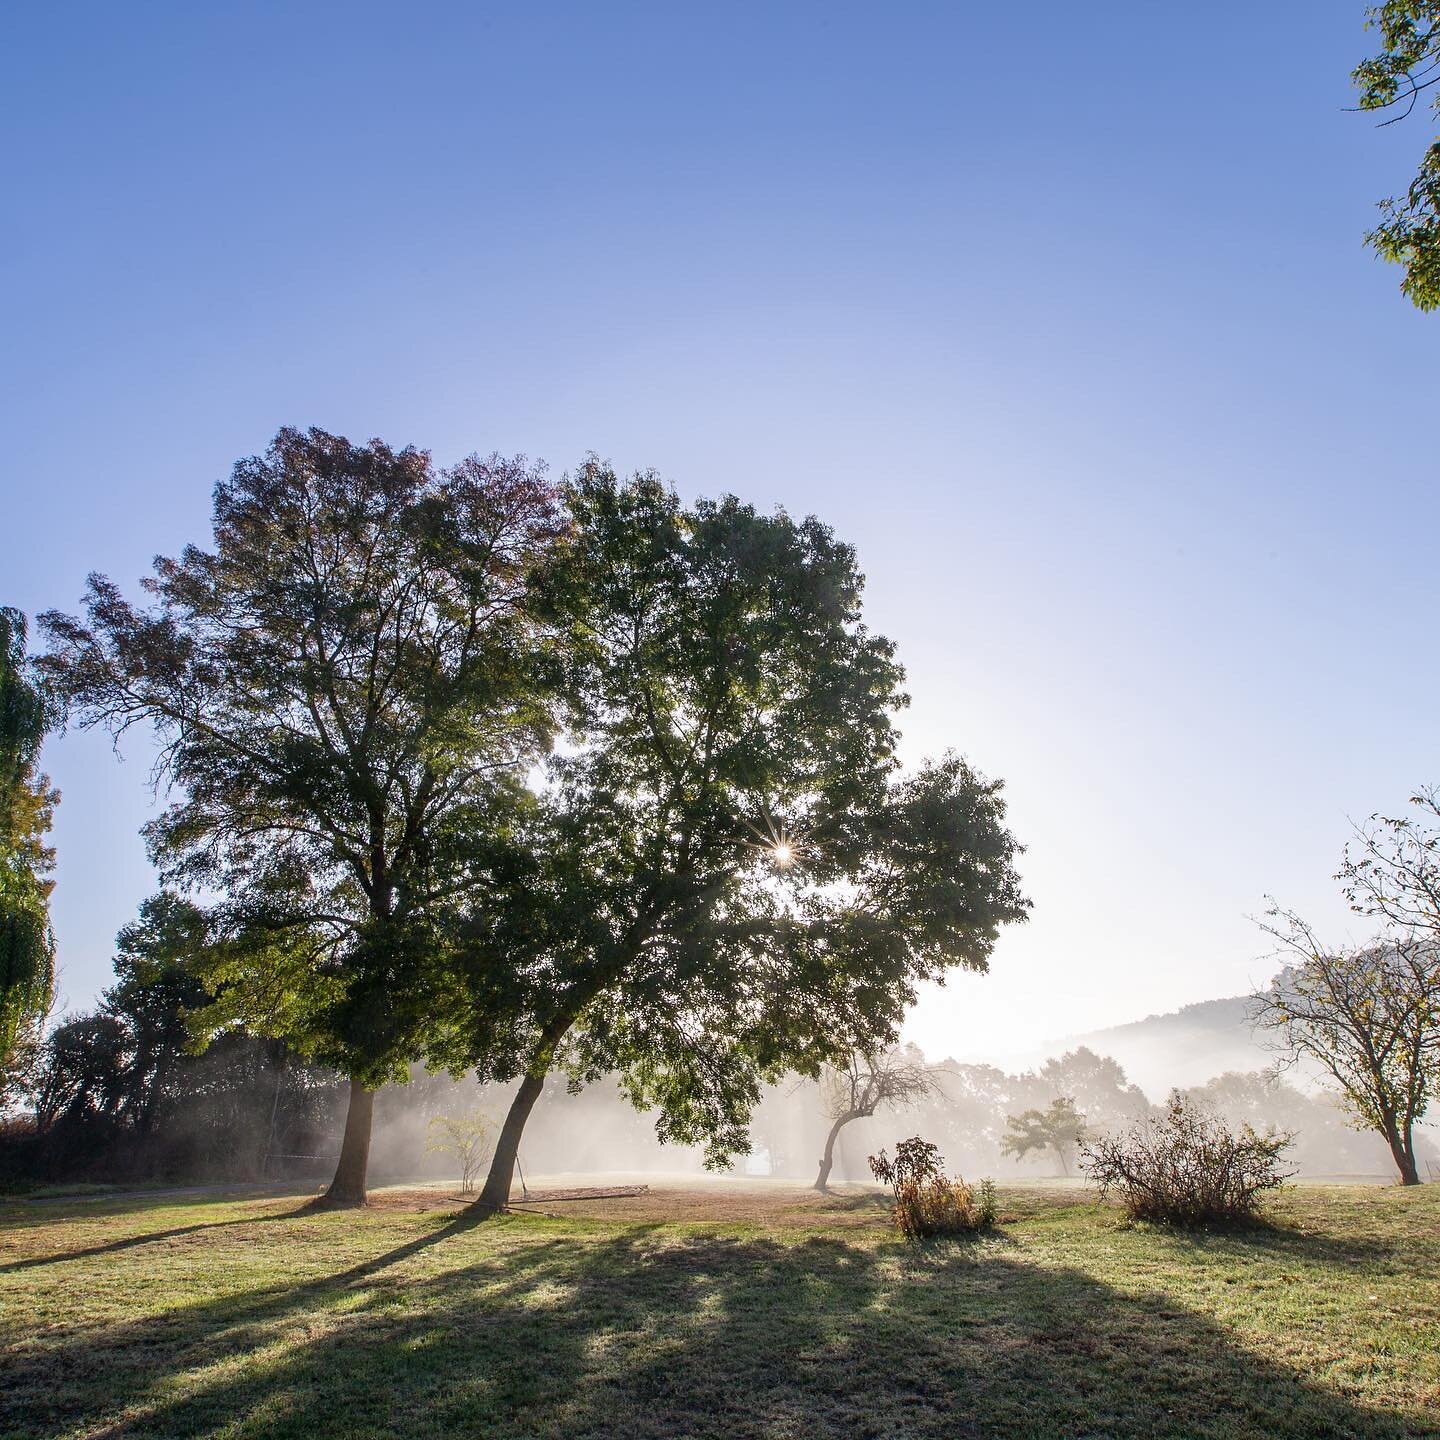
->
[814,1111,857,1192]
[472,1070,548,1214]
[319,1078,375,1208]
[1387,1124,1420,1186]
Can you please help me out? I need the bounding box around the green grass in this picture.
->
[1,1179,1437,1439]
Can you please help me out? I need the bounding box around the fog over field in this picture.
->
[346,996,1438,1193]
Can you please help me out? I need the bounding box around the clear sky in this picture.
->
[3,2,1436,1072]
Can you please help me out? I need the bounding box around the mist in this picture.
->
[349,1034,1439,1194]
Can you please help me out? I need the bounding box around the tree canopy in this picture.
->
[433,463,1030,1210]
[39,440,1030,1209]
[1036,1047,1151,1126]
[1353,1,1440,309]
[39,428,565,1202]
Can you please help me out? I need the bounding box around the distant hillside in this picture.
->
[1063,994,1271,1099]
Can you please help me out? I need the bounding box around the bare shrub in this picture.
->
[425,1109,493,1194]
[868,1135,997,1238]
[1081,1094,1294,1226]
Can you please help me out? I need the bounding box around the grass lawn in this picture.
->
[1,1177,1437,1439]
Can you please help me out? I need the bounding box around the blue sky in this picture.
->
[3,2,1436,1069]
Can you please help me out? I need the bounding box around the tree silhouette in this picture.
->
[41,428,564,1204]
[813,1047,939,1192]
[1002,1096,1089,1176]
[440,465,1030,1211]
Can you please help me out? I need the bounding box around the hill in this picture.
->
[1063,994,1270,1098]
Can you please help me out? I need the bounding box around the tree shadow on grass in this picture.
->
[1144,1216,1416,1277]
[0,1208,311,1275]
[2,1218,1435,1440]
[809,1188,893,1217]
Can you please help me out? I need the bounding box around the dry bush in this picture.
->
[868,1135,997,1239]
[1081,1094,1294,1226]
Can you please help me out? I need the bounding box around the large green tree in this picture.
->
[40,428,564,1203]
[438,465,1030,1211]
[0,608,58,1099]
[1353,2,1440,308]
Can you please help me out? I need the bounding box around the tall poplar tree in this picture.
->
[0,609,58,1096]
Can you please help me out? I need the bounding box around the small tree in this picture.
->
[1001,1096,1088,1176]
[814,1047,940,1191]
[425,1109,493,1194]
[1253,908,1439,1185]
[1082,1094,1294,1225]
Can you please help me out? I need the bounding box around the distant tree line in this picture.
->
[9,992,1422,1191]
[755,1044,1426,1186]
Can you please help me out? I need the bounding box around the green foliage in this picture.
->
[39,429,565,1091]
[868,1135,997,1237]
[0,609,57,1090]
[23,904,341,1182]
[1081,1093,1294,1226]
[1001,1095,1089,1176]
[31,1014,131,1132]
[442,463,1029,1169]
[39,438,1029,1192]
[1353,2,1440,308]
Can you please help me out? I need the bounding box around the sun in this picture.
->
[772,841,795,867]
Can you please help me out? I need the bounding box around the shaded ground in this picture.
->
[367,1174,901,1227]
[1,1179,1437,1439]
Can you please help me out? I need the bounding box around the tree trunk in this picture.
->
[261,1045,285,1179]
[319,1078,375,1207]
[814,1112,855,1192]
[1387,1125,1420,1186]
[472,1070,548,1213]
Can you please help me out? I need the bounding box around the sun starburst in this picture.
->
[736,808,810,870]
